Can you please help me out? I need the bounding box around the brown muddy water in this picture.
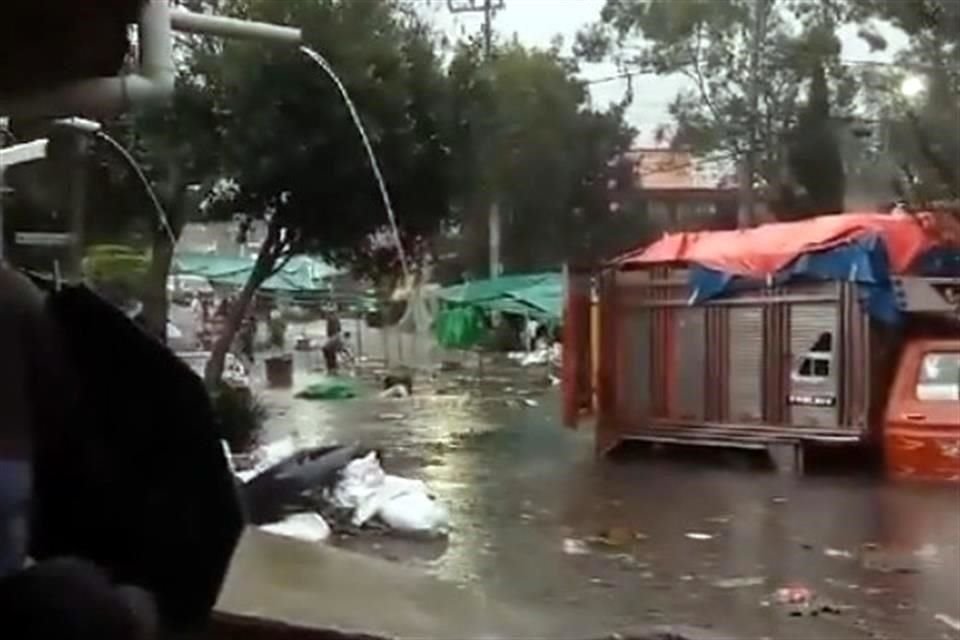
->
[252,359,960,640]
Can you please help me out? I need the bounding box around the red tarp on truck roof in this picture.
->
[617,212,956,276]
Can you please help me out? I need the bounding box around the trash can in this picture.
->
[265,354,294,389]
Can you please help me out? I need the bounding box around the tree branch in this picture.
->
[684,24,741,155]
[907,109,959,199]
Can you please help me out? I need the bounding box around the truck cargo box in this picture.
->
[594,267,883,454]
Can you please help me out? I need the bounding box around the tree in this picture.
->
[183,0,454,384]
[851,0,960,201]
[580,0,857,220]
[777,60,846,218]
[446,39,640,274]
[102,76,223,339]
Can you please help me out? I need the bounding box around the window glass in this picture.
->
[813,359,830,377]
[916,352,960,401]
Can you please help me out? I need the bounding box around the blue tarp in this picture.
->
[687,235,960,325]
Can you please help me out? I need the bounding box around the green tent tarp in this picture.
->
[436,272,563,321]
[435,305,488,349]
[173,253,341,293]
[295,379,357,400]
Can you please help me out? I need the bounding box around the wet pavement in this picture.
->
[251,357,960,640]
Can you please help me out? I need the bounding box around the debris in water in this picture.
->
[685,532,714,541]
[861,545,923,574]
[775,586,813,606]
[379,385,410,399]
[563,538,590,555]
[522,398,539,407]
[771,496,788,504]
[824,547,855,558]
[588,526,645,547]
[914,543,940,560]
[712,576,767,589]
[935,613,960,632]
[377,413,406,421]
[259,513,331,543]
[774,585,850,617]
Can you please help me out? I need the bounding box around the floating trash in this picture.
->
[562,538,590,555]
[685,532,714,541]
[712,576,767,589]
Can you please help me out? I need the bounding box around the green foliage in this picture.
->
[584,0,856,202]
[210,383,267,454]
[81,244,151,306]
[852,0,960,200]
[781,63,846,217]
[447,40,641,271]
[83,244,150,280]
[184,0,455,280]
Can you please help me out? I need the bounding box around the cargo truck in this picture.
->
[563,212,960,481]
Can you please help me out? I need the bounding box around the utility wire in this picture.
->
[580,56,950,86]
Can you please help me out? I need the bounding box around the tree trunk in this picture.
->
[141,161,186,342]
[204,223,280,387]
[142,230,176,341]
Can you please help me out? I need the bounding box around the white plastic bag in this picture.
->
[259,512,331,543]
[331,452,449,536]
[378,489,450,535]
[331,451,386,513]
[519,348,551,366]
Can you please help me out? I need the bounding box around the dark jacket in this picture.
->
[30,283,244,633]
[0,264,59,457]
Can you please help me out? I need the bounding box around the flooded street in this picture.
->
[254,356,960,640]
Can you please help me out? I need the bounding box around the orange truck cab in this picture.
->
[884,338,960,482]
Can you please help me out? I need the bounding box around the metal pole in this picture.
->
[0,137,51,262]
[68,133,88,279]
[0,161,5,263]
[448,0,503,279]
[483,0,501,278]
[0,120,6,262]
[740,0,768,228]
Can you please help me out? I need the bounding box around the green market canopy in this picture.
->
[434,272,563,349]
[436,272,563,321]
[173,253,341,293]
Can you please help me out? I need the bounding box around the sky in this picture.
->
[419,0,910,146]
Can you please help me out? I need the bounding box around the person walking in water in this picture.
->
[325,309,341,339]
[322,309,343,374]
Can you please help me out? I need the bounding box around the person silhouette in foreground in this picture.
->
[0,557,157,639]
[0,264,158,638]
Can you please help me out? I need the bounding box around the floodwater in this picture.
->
[256,356,960,640]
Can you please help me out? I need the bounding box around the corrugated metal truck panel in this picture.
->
[602,266,872,450]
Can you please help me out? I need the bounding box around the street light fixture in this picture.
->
[900,75,926,100]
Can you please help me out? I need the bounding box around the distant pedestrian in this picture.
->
[523,318,539,352]
[239,315,256,364]
[326,310,341,338]
[321,331,343,375]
